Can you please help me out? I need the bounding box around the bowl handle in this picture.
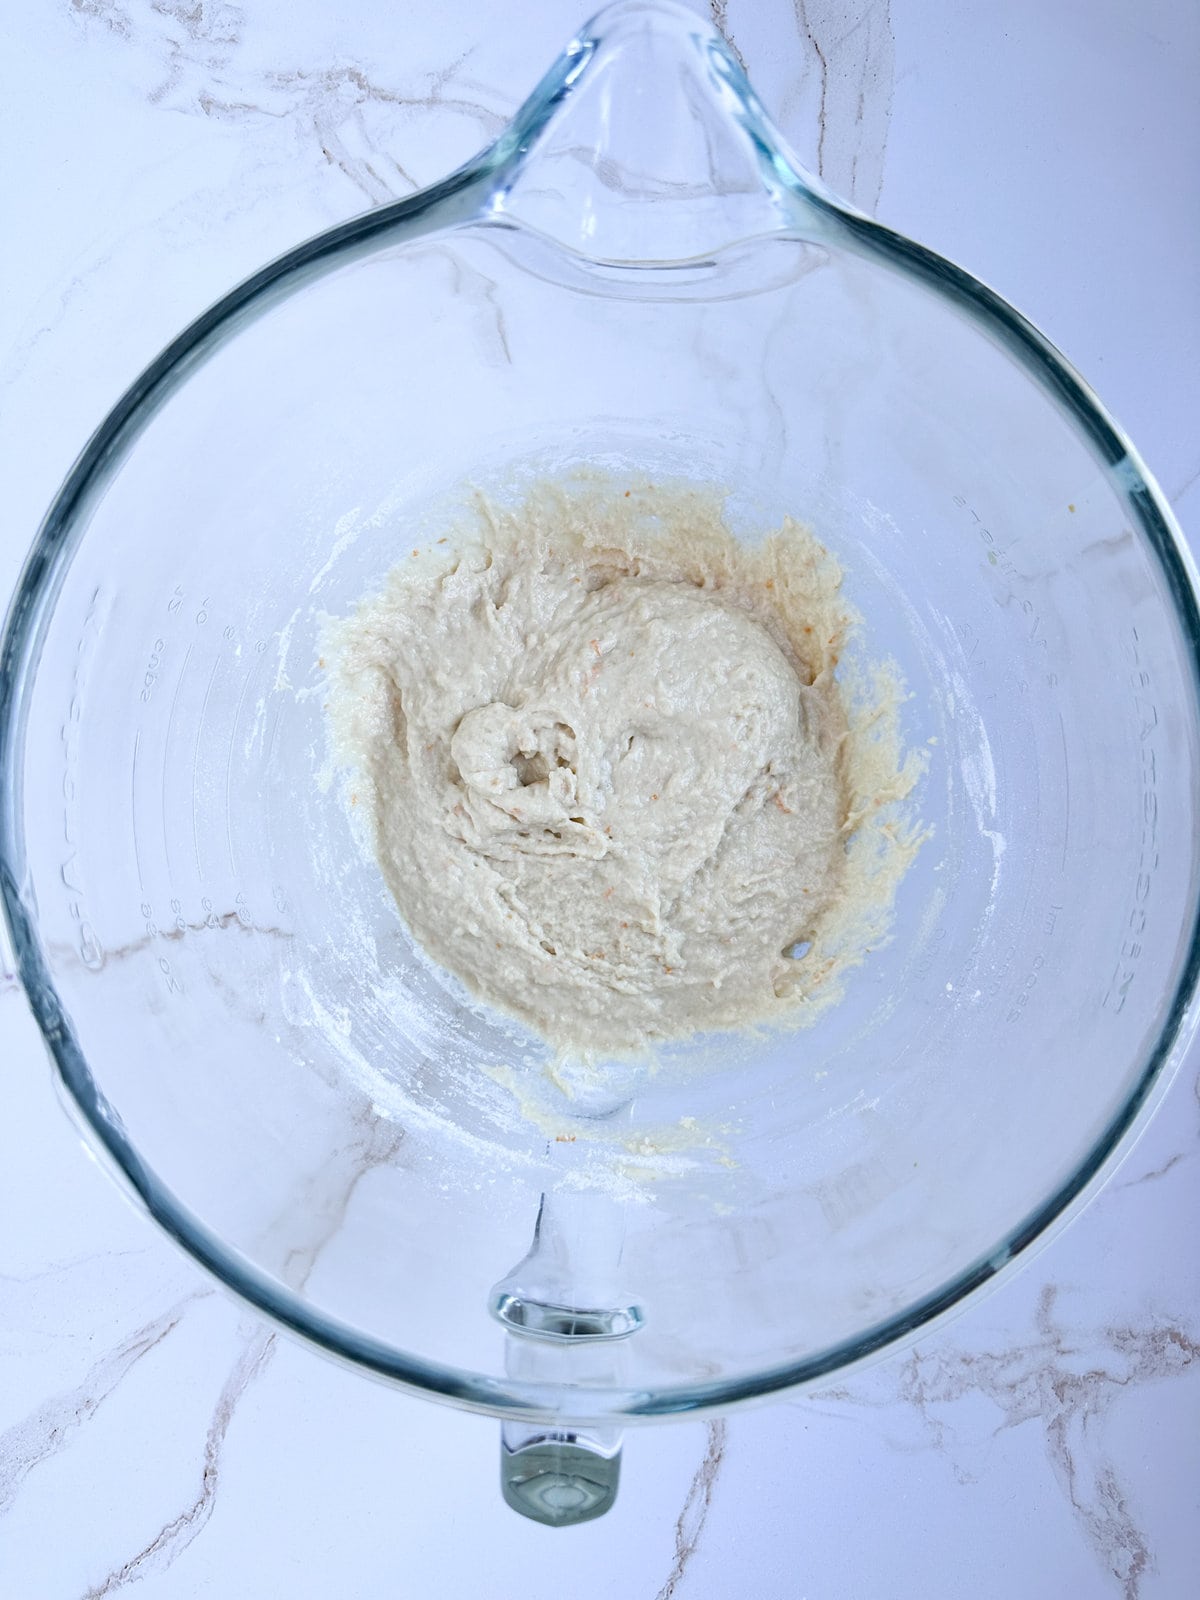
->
[490,1188,642,1524]
[500,1420,623,1527]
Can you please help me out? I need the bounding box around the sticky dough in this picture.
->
[325,479,920,1055]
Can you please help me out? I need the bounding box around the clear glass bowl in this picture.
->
[3,0,1199,1525]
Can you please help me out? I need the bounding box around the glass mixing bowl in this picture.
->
[3,0,1199,1526]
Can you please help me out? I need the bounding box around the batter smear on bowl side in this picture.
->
[325,478,923,1055]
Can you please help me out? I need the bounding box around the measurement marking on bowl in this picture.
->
[1057,711,1071,872]
[224,665,256,878]
[192,654,221,880]
[161,642,193,884]
[130,728,145,894]
[1102,626,1161,1015]
[59,589,109,972]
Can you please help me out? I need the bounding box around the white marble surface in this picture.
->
[2,2,1198,1595]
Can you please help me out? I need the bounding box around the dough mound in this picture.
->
[326,480,918,1054]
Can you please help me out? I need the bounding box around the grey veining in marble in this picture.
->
[79,1323,276,1598]
[0,1294,204,1519]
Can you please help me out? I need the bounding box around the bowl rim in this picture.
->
[3,0,1200,1423]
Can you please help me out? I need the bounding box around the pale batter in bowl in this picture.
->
[325,478,922,1055]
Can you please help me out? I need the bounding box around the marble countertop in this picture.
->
[1,2,1197,1595]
